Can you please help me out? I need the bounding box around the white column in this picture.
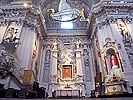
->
[0,25,8,43]
[17,27,34,69]
[127,23,133,39]
[76,50,83,76]
[51,50,58,82]
[90,46,96,90]
[38,46,45,83]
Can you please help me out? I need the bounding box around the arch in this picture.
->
[104,47,123,73]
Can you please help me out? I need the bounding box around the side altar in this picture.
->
[104,54,132,95]
[105,81,130,95]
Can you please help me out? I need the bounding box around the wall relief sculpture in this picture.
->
[0,45,24,80]
[117,19,133,68]
[83,48,91,82]
[43,49,51,82]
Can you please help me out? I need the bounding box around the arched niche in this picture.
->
[104,47,123,76]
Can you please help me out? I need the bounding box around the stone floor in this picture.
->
[0,97,133,100]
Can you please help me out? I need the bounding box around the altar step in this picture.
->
[97,93,133,98]
[55,96,84,99]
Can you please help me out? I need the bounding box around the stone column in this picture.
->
[51,50,58,82]
[48,41,58,97]
[76,49,83,76]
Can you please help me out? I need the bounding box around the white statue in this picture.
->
[51,41,57,50]
[110,55,119,69]
[107,54,123,82]
[76,40,81,49]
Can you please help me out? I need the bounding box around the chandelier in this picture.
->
[47,0,85,22]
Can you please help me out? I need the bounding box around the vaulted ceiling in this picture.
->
[0,0,100,31]
[0,0,100,19]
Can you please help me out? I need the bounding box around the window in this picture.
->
[61,22,73,29]
[61,16,73,29]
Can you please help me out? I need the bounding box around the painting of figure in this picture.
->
[62,65,72,79]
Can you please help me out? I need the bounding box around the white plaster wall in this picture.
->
[0,25,8,43]
[127,23,133,40]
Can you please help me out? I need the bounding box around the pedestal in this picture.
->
[105,81,129,95]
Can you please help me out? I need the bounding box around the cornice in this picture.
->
[96,16,133,30]
[92,1,133,17]
[90,1,133,30]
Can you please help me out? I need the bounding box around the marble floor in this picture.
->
[0,98,133,100]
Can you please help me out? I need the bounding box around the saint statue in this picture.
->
[51,41,57,50]
[110,54,119,69]
[76,40,81,49]
[108,54,123,82]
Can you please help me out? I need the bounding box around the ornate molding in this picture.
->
[2,8,26,18]
[0,4,46,35]
[92,1,133,28]
[92,1,133,17]
[97,16,133,29]
[102,38,118,54]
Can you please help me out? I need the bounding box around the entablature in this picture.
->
[92,0,133,18]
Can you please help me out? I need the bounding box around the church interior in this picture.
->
[0,0,133,98]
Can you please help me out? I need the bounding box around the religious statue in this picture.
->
[108,54,123,82]
[110,54,119,69]
[50,41,57,50]
[76,39,81,49]
[117,23,128,38]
